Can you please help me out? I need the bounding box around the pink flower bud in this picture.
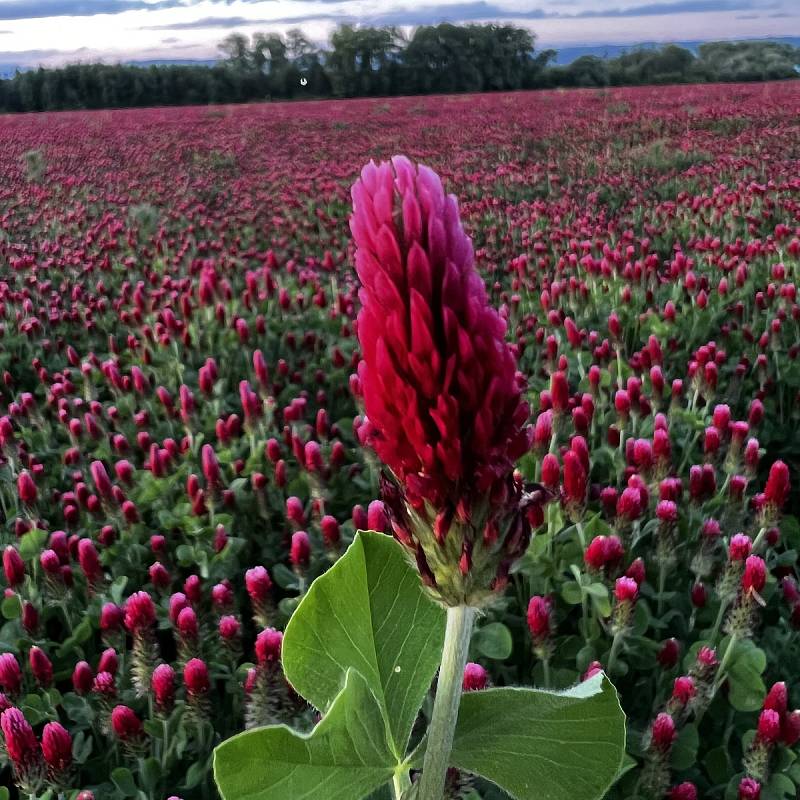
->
[290,531,311,569]
[671,676,696,705]
[0,653,22,695]
[462,662,488,691]
[764,459,790,510]
[657,638,680,668]
[29,646,52,687]
[526,596,552,640]
[3,546,24,587]
[1,707,41,773]
[17,470,37,505]
[98,647,119,676]
[111,705,142,741]
[742,555,767,594]
[89,460,113,500]
[540,453,560,489]
[78,538,103,584]
[729,533,752,561]
[184,658,210,696]
[669,783,697,800]
[738,778,761,800]
[100,602,124,633]
[650,712,676,752]
[764,682,788,715]
[286,496,305,526]
[367,499,388,532]
[782,710,800,746]
[201,444,221,490]
[562,450,586,508]
[124,591,156,634]
[691,583,708,608]
[73,661,94,694]
[255,628,283,664]
[246,566,272,601]
[42,721,72,772]
[614,576,638,604]
[320,515,341,547]
[219,615,241,642]
[757,708,781,744]
[177,606,199,639]
[152,663,176,710]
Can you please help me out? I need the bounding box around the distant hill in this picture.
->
[551,36,800,65]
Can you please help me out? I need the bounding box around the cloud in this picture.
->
[0,0,187,20]
[142,14,273,29]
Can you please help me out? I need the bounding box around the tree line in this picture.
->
[0,24,797,113]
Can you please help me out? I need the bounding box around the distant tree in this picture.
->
[219,33,251,71]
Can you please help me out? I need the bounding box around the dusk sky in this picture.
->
[1,0,798,67]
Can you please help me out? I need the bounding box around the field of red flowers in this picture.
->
[0,80,799,800]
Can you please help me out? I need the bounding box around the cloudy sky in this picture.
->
[1,0,798,67]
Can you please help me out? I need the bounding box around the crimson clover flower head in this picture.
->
[151,663,176,710]
[255,627,283,665]
[650,712,676,752]
[764,682,788,715]
[29,646,52,688]
[184,658,210,696]
[763,459,790,514]
[742,555,766,595]
[526,595,552,641]
[351,156,534,606]
[738,777,761,800]
[110,705,143,741]
[462,662,488,692]
[756,708,781,744]
[669,783,697,800]
[124,590,156,634]
[41,721,72,774]
[1,706,42,781]
[0,652,22,696]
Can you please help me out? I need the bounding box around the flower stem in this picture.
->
[393,768,412,799]
[418,605,475,800]
[607,631,624,676]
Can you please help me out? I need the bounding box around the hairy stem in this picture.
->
[418,605,475,800]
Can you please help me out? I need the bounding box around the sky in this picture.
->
[0,0,798,68]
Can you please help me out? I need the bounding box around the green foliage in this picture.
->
[451,677,626,800]
[1,31,796,112]
[214,532,626,800]
[282,531,446,756]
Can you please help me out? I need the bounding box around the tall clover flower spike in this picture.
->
[351,156,534,607]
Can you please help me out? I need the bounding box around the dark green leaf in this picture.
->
[282,531,445,757]
[214,670,398,800]
[450,673,626,800]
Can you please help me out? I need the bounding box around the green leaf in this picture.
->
[0,788,8,800]
[670,724,699,770]
[214,670,398,800]
[472,622,513,660]
[1,594,21,620]
[19,528,48,560]
[111,767,138,797]
[728,641,767,711]
[140,757,162,793]
[450,673,625,800]
[282,531,445,756]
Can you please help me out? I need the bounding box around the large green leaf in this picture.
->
[283,530,446,757]
[450,673,626,800]
[214,670,399,800]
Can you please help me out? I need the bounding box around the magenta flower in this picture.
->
[462,662,488,691]
[1,707,43,787]
[41,721,73,775]
[351,156,533,606]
